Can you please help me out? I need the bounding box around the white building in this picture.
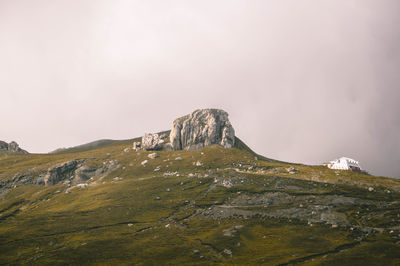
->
[327,157,362,172]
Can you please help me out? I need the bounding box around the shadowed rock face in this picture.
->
[44,160,81,186]
[0,140,28,154]
[170,109,235,150]
[43,159,119,186]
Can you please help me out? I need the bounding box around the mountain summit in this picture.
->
[170,109,235,150]
[0,140,28,154]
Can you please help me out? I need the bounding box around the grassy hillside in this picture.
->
[0,140,399,265]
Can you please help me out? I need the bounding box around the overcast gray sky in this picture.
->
[1,0,399,178]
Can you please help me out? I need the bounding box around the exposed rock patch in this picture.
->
[44,160,82,186]
[0,159,122,188]
[170,109,235,150]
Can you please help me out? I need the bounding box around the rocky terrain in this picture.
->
[0,109,399,265]
[0,140,28,154]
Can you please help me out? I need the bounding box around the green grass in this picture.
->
[0,140,399,265]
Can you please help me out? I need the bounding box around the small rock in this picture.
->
[133,141,142,151]
[195,161,203,167]
[286,166,297,174]
[165,224,170,228]
[166,188,170,192]
[222,179,233,188]
[155,196,161,200]
[113,177,122,181]
[175,157,183,161]
[223,249,232,256]
[193,249,200,254]
[123,147,131,152]
[128,223,133,227]
[141,160,148,166]
[332,224,338,228]
[148,153,159,159]
[368,187,374,192]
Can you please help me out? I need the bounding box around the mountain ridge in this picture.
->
[0,109,399,265]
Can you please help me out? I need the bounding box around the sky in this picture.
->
[0,0,399,178]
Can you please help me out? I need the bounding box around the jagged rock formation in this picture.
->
[42,159,119,186]
[170,109,235,150]
[140,133,172,151]
[141,133,164,151]
[0,159,119,195]
[44,160,82,186]
[0,140,28,154]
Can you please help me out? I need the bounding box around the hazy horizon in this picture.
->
[1,0,399,178]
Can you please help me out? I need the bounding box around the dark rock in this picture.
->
[44,160,81,186]
[0,140,28,154]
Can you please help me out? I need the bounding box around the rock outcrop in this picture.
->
[140,133,172,151]
[43,159,119,186]
[0,140,28,154]
[142,133,164,151]
[44,160,82,186]
[170,109,235,150]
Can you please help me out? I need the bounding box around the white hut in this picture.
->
[327,157,362,172]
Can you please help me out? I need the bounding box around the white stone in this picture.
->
[148,153,159,159]
[142,133,164,150]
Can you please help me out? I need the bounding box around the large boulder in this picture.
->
[142,133,165,151]
[170,109,235,150]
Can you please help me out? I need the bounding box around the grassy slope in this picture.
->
[0,141,399,265]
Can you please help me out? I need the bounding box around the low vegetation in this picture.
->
[0,140,399,265]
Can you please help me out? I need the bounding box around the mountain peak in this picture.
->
[170,108,235,150]
[0,140,28,154]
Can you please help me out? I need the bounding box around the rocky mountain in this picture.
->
[0,109,399,265]
[0,140,28,154]
[170,109,235,150]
